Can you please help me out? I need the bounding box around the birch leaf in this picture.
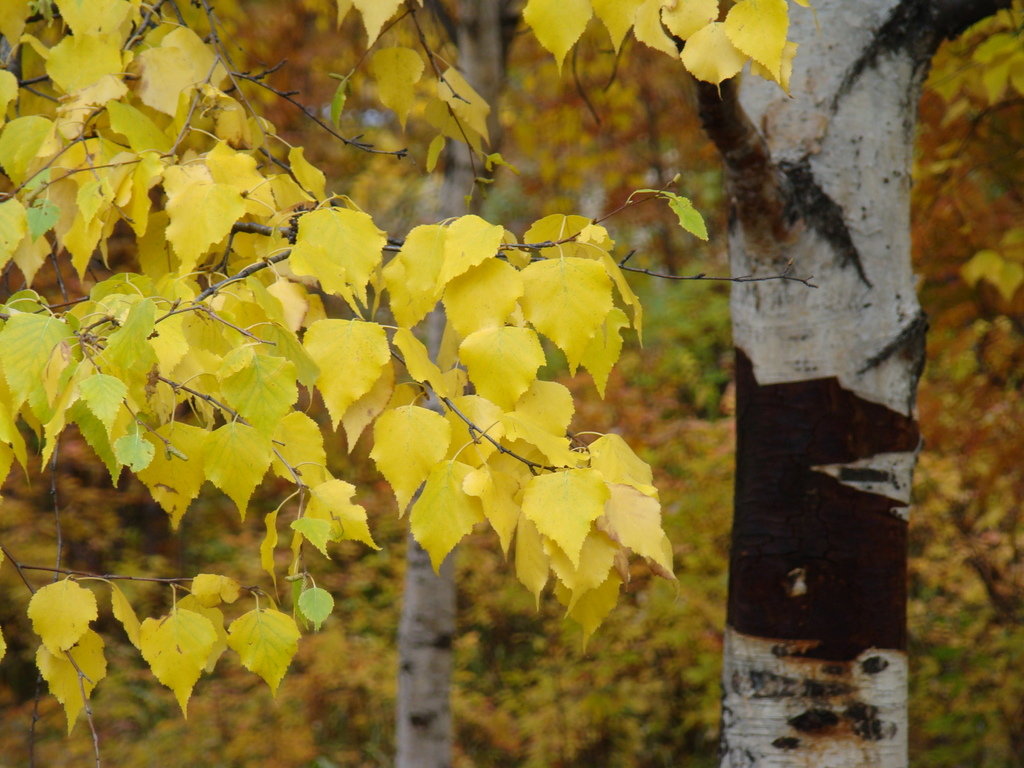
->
[522,469,610,568]
[226,608,300,695]
[139,609,217,716]
[29,580,98,655]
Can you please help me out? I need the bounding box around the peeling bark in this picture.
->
[698,1,1010,765]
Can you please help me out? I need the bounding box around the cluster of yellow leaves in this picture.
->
[0,0,685,727]
[524,0,805,89]
[22,573,300,729]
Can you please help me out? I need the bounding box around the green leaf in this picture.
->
[661,192,708,240]
[202,421,273,519]
[114,422,156,472]
[0,312,73,411]
[227,608,300,695]
[298,587,334,630]
[291,517,333,558]
[329,74,350,129]
[219,348,298,437]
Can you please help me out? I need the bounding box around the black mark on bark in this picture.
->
[772,737,801,750]
[788,708,840,733]
[861,655,890,674]
[779,159,871,288]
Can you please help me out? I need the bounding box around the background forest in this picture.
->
[0,1,1021,767]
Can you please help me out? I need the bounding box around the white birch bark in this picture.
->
[395,3,513,766]
[714,1,1008,765]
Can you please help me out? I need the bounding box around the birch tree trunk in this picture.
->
[696,2,1009,766]
[395,3,515,766]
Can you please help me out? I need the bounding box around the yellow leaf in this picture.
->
[190,574,242,607]
[106,101,172,154]
[632,0,679,56]
[750,39,798,91]
[598,483,674,575]
[523,0,593,71]
[45,34,124,93]
[0,626,5,664]
[219,348,298,437]
[54,0,135,39]
[502,380,580,468]
[565,569,621,648]
[591,0,643,51]
[444,394,505,466]
[35,629,106,734]
[288,146,327,200]
[271,411,328,486]
[261,509,279,586]
[205,140,274,215]
[426,134,445,172]
[663,0,718,40]
[371,47,424,129]
[307,478,380,549]
[0,69,17,125]
[0,1,28,47]
[164,164,245,274]
[437,214,505,289]
[459,326,545,410]
[28,580,98,656]
[341,361,394,451]
[203,421,273,519]
[724,0,788,82]
[443,258,523,337]
[176,595,229,673]
[437,68,491,145]
[463,456,524,554]
[515,512,549,607]
[580,306,628,397]
[109,582,141,649]
[136,422,209,527]
[588,433,657,496]
[0,116,57,186]
[134,26,222,116]
[681,21,746,84]
[392,326,448,395]
[521,256,614,372]
[289,208,385,309]
[140,608,217,716]
[0,197,27,269]
[522,469,610,567]
[226,608,300,695]
[409,459,485,571]
[303,319,390,428]
[352,0,403,46]
[371,404,451,512]
[547,530,618,610]
[382,223,445,328]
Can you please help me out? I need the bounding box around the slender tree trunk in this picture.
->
[696,2,1009,766]
[395,3,515,766]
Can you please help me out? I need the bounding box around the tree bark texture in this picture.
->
[700,1,1009,766]
[395,3,515,767]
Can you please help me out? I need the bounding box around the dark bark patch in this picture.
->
[844,702,898,741]
[861,655,890,674]
[431,633,453,650]
[779,158,871,287]
[772,737,801,750]
[728,350,918,659]
[788,708,840,733]
[410,711,436,728]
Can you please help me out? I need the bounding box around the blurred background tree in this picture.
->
[0,1,1020,766]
